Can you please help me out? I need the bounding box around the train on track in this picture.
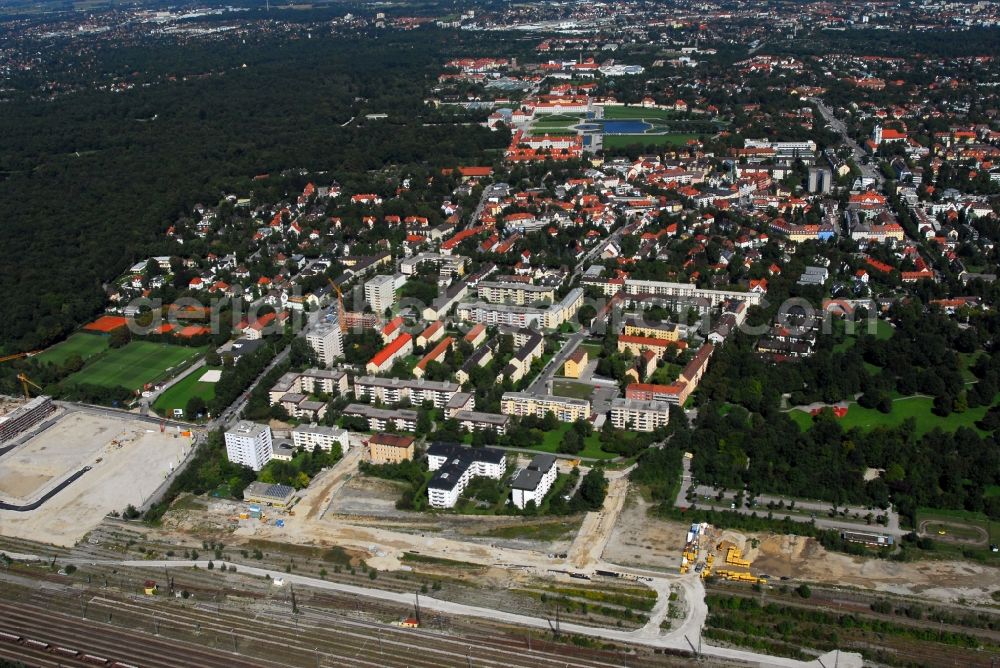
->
[0,629,139,668]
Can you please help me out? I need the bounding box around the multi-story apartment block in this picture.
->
[224,421,273,471]
[511,454,558,509]
[624,280,762,307]
[457,288,583,330]
[345,404,418,432]
[623,318,680,341]
[364,274,398,315]
[291,424,349,452]
[500,391,591,423]
[477,281,556,305]
[305,320,344,367]
[353,376,463,409]
[366,333,414,375]
[367,432,415,464]
[426,443,506,508]
[610,398,671,432]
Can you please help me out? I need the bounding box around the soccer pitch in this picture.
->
[67,341,206,391]
[36,333,109,366]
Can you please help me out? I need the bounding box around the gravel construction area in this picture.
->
[0,410,190,546]
[602,491,688,571]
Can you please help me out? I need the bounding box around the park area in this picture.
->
[535,422,615,460]
[65,340,206,391]
[787,394,995,436]
[152,366,222,418]
[528,113,583,135]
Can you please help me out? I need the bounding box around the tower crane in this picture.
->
[16,373,43,401]
[327,278,348,333]
[0,351,41,364]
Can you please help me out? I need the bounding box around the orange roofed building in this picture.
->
[367,333,414,375]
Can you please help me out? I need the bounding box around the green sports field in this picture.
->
[152,366,222,417]
[36,333,109,366]
[67,341,206,391]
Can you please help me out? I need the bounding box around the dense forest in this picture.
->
[0,26,508,353]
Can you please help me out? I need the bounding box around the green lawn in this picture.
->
[535,423,616,460]
[788,394,995,437]
[602,133,699,149]
[551,380,594,400]
[534,113,584,122]
[152,366,221,417]
[67,341,206,391]
[36,333,109,366]
[833,318,894,353]
[580,342,603,358]
[602,105,680,120]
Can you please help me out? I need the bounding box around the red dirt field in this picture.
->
[83,315,127,333]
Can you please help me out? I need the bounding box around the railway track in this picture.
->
[0,601,278,668]
[0,585,694,668]
[83,594,652,668]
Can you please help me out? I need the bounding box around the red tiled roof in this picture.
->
[369,333,412,368]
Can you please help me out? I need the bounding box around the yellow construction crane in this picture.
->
[327,278,347,333]
[0,351,40,364]
[16,373,43,400]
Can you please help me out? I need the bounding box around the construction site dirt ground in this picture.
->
[604,490,999,605]
[750,533,999,603]
[0,411,190,546]
[602,490,689,571]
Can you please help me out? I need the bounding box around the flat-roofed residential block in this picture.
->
[511,454,558,509]
[426,443,506,508]
[610,398,671,432]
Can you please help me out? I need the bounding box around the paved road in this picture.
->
[527,330,588,394]
[810,97,882,187]
[56,401,193,431]
[676,457,904,538]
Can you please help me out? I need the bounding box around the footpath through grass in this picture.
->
[67,341,206,390]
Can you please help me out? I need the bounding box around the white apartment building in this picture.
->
[456,288,583,330]
[624,279,762,306]
[269,368,348,406]
[224,421,273,471]
[305,321,344,367]
[610,398,671,432]
[364,274,398,315]
[426,443,507,509]
[477,281,555,305]
[511,454,558,509]
[353,376,463,409]
[291,424,350,453]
